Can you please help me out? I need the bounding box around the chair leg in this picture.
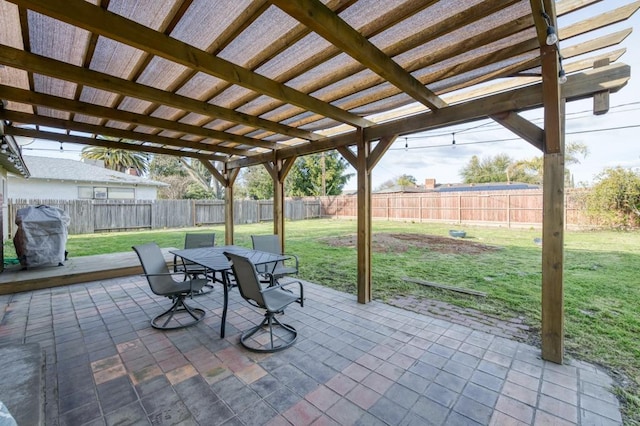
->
[151,295,205,330]
[239,311,297,353]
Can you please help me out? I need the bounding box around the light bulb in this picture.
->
[546,26,558,45]
[558,69,567,84]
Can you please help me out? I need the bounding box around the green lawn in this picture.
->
[5,219,640,421]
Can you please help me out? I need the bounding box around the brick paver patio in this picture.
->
[0,275,623,425]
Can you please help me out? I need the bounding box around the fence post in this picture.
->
[387,197,390,221]
[458,194,462,224]
[507,194,511,229]
[564,192,568,230]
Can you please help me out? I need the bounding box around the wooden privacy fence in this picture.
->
[7,198,322,236]
[8,189,595,236]
[316,189,596,229]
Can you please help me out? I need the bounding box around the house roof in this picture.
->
[12,156,167,187]
[0,1,635,169]
[373,182,540,194]
[434,182,541,192]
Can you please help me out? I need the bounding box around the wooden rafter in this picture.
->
[211,0,437,135]
[5,127,223,161]
[228,63,630,168]
[224,0,521,130]
[0,45,318,142]
[0,110,250,157]
[8,0,373,129]
[0,85,279,151]
[269,0,447,110]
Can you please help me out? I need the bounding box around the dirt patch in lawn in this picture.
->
[322,233,500,255]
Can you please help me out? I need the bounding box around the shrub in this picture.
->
[586,167,640,229]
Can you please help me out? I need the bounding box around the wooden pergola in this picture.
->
[0,0,636,363]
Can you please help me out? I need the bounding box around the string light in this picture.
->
[558,55,567,84]
[404,137,408,151]
[541,12,558,46]
[451,133,456,149]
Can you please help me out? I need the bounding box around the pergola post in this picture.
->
[225,184,234,245]
[264,158,296,252]
[356,128,372,303]
[273,159,285,249]
[540,42,565,364]
[223,166,240,245]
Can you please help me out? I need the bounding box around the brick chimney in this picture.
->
[424,178,436,189]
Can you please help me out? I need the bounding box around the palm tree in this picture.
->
[81,146,149,175]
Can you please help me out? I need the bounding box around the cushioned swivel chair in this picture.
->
[133,242,206,330]
[224,251,303,352]
[251,234,299,283]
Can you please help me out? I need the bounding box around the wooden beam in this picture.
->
[199,160,225,187]
[0,84,279,150]
[269,0,446,111]
[273,159,285,246]
[0,45,319,142]
[10,0,372,129]
[5,127,219,161]
[224,166,240,245]
[541,100,566,364]
[533,0,566,364]
[561,28,632,60]
[356,128,371,303]
[490,112,544,151]
[227,63,630,169]
[214,0,511,130]
[559,1,640,41]
[593,58,610,115]
[0,110,246,158]
[279,157,297,183]
[337,146,357,168]
[368,135,398,170]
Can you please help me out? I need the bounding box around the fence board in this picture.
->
[315,189,596,229]
[7,198,323,236]
[7,190,597,237]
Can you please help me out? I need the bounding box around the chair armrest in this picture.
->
[261,279,304,307]
[284,253,299,271]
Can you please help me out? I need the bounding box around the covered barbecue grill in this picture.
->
[13,205,70,268]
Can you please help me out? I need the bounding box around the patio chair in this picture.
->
[133,242,206,330]
[250,234,299,283]
[173,233,215,294]
[224,251,304,352]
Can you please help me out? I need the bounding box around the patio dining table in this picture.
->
[169,245,289,338]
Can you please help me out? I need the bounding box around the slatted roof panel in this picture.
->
[0,0,637,165]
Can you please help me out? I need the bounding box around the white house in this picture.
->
[0,133,30,265]
[7,156,167,202]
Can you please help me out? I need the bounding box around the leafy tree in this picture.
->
[509,142,589,185]
[241,165,274,200]
[459,154,515,183]
[286,151,353,197]
[81,145,149,175]
[377,174,418,190]
[397,174,417,187]
[155,175,192,199]
[586,167,640,229]
[237,151,353,199]
[148,155,222,199]
[460,142,588,185]
[149,155,187,177]
[184,183,214,199]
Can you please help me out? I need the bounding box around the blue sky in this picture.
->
[18,3,640,190]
